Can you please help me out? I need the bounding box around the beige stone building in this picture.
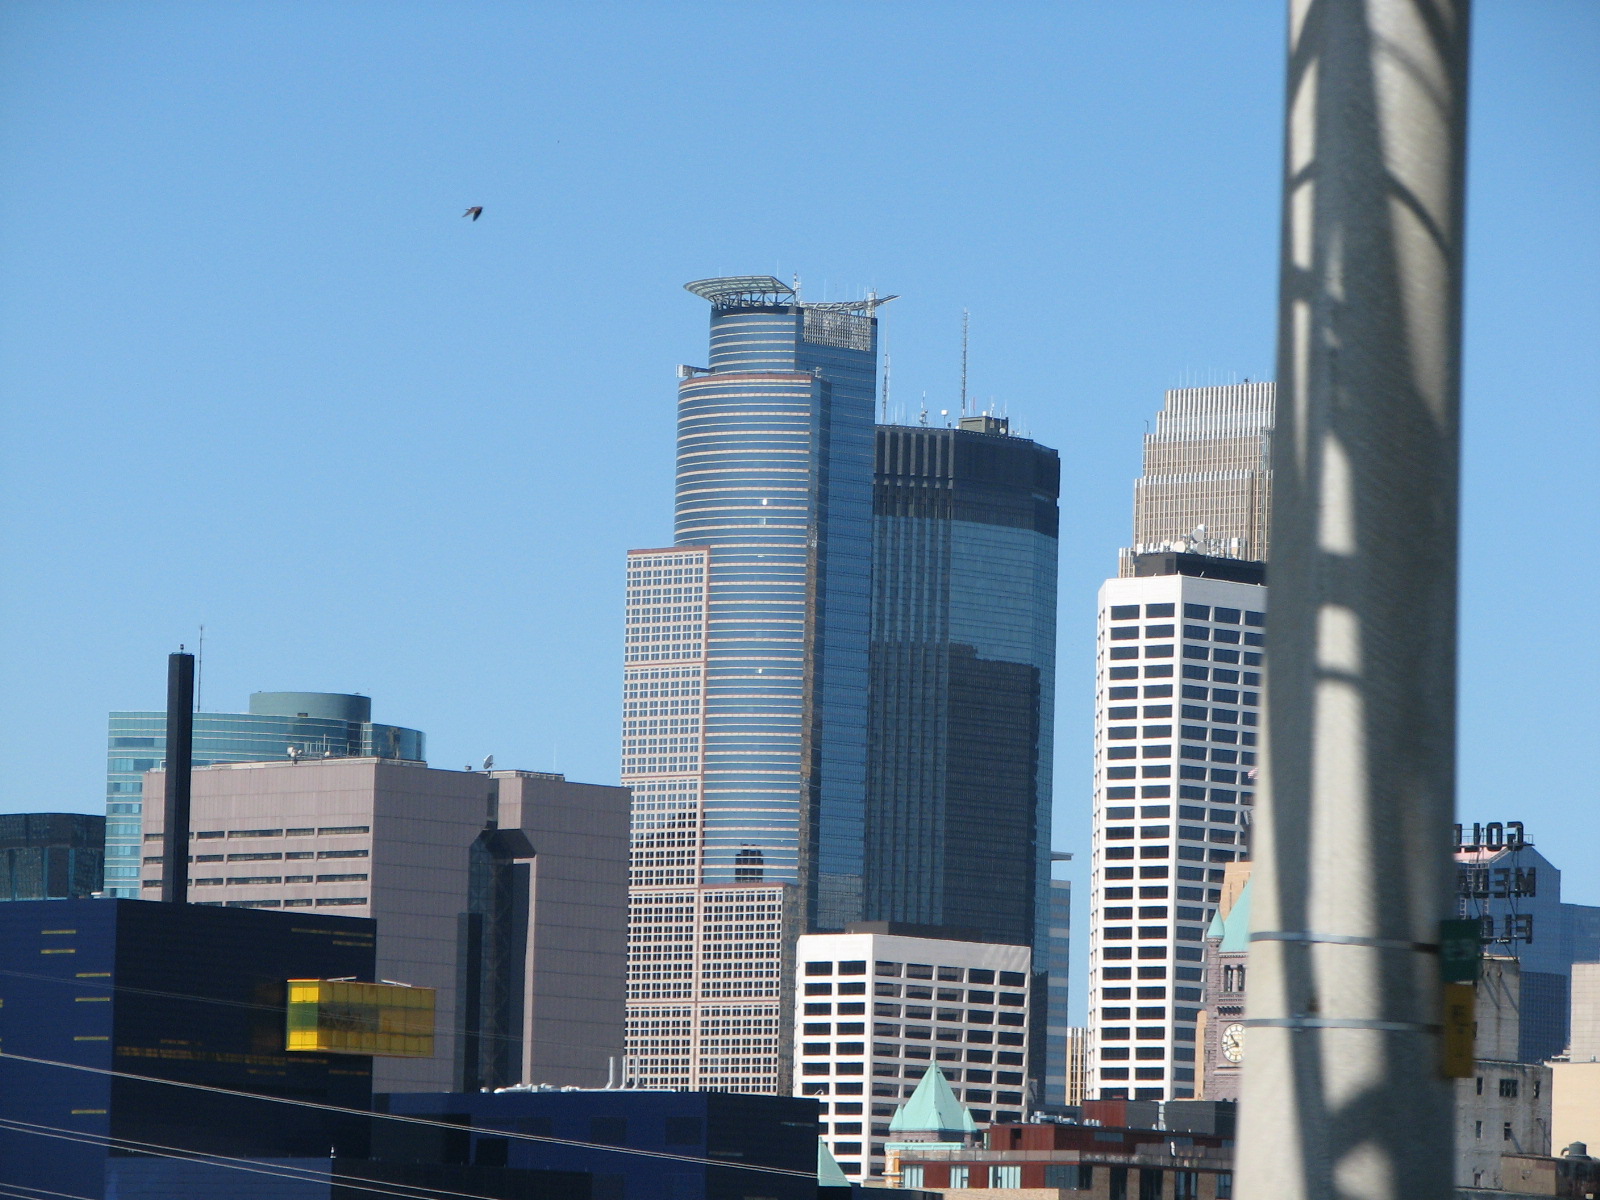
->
[139,757,627,1094]
[1455,957,1554,1190]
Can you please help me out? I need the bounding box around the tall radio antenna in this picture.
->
[880,306,892,423]
[959,309,970,416]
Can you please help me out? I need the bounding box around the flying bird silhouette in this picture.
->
[463,206,483,221]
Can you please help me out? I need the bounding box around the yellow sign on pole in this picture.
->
[285,979,435,1058]
[1440,981,1476,1079]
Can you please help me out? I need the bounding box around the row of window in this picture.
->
[1110,666,1263,687]
[143,825,369,841]
[1106,803,1237,821]
[143,873,368,887]
[143,849,367,864]
[1101,985,1204,1002]
[1110,603,1263,625]
[803,960,1022,986]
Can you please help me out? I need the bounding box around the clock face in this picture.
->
[1221,1022,1246,1064]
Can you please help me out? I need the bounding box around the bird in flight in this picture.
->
[463,206,483,221]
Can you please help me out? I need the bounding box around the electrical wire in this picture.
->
[0,1051,819,1181]
[0,1116,527,1200]
[0,1182,101,1200]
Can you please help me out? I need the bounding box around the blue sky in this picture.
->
[3,0,1596,974]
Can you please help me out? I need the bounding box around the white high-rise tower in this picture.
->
[1086,381,1274,1101]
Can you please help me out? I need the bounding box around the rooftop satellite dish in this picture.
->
[286,745,301,762]
[482,755,495,771]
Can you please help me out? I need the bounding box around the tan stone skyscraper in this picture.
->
[1122,382,1275,572]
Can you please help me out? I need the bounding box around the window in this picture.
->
[1214,607,1240,623]
[1503,1122,1512,1141]
[901,1167,923,1189]
[1184,604,1209,619]
[1111,605,1140,620]
[992,1165,1022,1187]
[1145,624,1175,638]
[1046,1164,1093,1189]
[949,1167,969,1187]
[1216,1173,1234,1199]
[805,962,831,976]
[1499,1078,1519,1098]
[1143,704,1173,718]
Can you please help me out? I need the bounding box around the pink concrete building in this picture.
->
[139,757,627,1094]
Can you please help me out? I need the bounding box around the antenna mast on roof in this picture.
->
[880,308,891,424]
[959,309,970,416]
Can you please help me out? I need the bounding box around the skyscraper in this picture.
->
[1087,555,1266,1101]
[1123,382,1275,572]
[623,276,887,1092]
[1086,381,1275,1102]
[866,415,1061,1098]
[865,417,1058,946]
[102,691,423,897]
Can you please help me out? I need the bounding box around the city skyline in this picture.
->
[1,4,1596,1036]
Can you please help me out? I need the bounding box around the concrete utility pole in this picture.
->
[1238,2,1470,1197]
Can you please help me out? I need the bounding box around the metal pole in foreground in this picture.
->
[1238,2,1470,1197]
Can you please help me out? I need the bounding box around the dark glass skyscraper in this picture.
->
[865,415,1060,1099]
[865,417,1059,943]
[623,276,886,1092]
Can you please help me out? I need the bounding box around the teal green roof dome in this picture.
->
[1207,877,1253,952]
[889,1065,979,1136]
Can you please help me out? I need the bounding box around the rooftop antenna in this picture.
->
[792,274,802,302]
[195,623,204,712]
[879,301,892,423]
[960,309,970,416]
[880,348,891,423]
[919,393,929,426]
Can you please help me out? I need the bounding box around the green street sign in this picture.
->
[1439,919,1483,983]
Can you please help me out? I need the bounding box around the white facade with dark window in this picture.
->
[793,931,1029,1180]
[1087,566,1266,1101]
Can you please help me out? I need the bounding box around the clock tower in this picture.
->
[1199,862,1252,1100]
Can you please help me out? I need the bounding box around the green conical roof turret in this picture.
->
[889,1065,979,1137]
[818,1138,851,1185]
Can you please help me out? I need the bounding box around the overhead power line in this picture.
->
[0,1051,819,1181]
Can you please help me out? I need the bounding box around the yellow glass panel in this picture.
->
[284,979,435,1058]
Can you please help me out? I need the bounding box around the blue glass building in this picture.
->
[102,691,423,897]
[865,416,1060,1097]
[679,278,878,924]
[623,276,886,1091]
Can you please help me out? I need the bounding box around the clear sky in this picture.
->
[2,3,1596,1007]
